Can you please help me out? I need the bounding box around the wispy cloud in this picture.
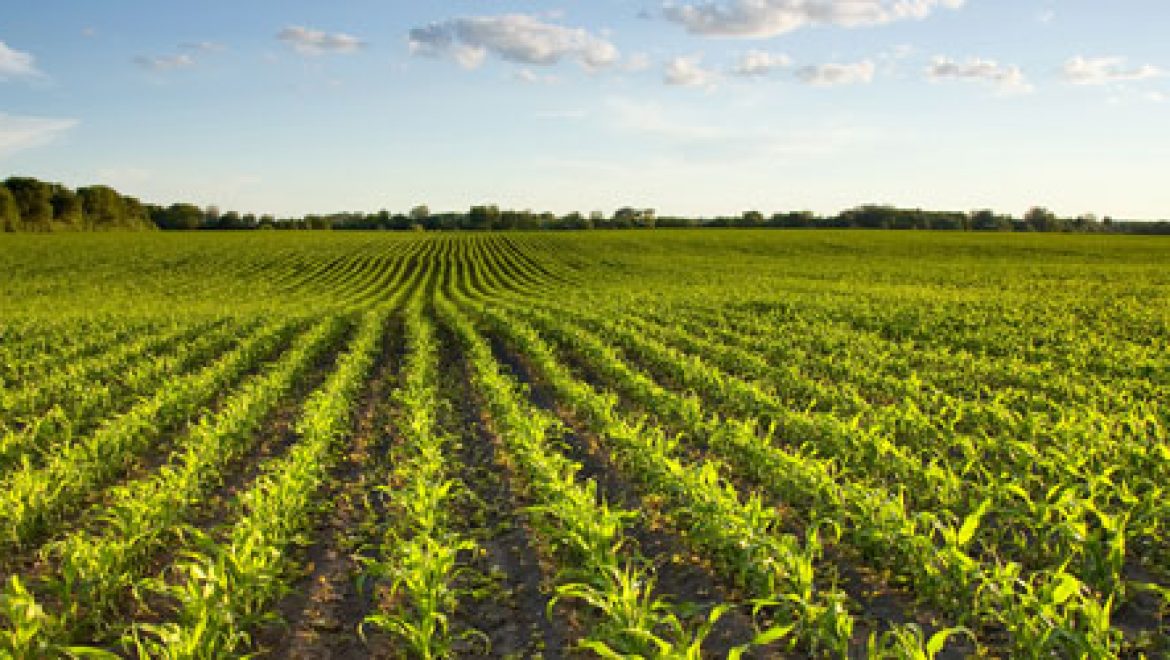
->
[927,56,1032,93]
[0,41,43,80]
[605,96,877,159]
[180,41,226,53]
[278,26,365,56]
[408,15,619,70]
[732,50,791,76]
[0,113,78,157]
[796,60,875,86]
[134,54,196,71]
[623,52,653,72]
[607,97,726,140]
[1062,56,1163,85]
[135,40,225,72]
[664,55,718,86]
[661,0,965,38]
[514,68,559,84]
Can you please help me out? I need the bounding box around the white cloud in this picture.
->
[604,96,876,158]
[624,52,653,72]
[796,60,875,86]
[662,0,965,38]
[927,56,1032,93]
[134,54,196,71]
[278,26,365,56]
[664,55,717,86]
[409,15,619,71]
[0,113,78,157]
[180,41,226,53]
[0,41,42,80]
[732,50,791,76]
[514,68,559,84]
[1062,56,1164,86]
[607,97,725,139]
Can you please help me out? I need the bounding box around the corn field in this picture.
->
[0,230,1167,659]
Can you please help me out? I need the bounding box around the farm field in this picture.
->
[0,230,1168,658]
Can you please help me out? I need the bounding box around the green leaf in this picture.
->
[957,499,991,547]
[1051,574,1081,605]
[752,623,795,647]
[925,627,972,657]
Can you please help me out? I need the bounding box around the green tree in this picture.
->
[50,186,83,228]
[0,185,20,232]
[78,185,126,228]
[1025,206,1061,232]
[970,209,1012,231]
[739,210,765,227]
[164,203,205,229]
[5,177,54,230]
[468,205,500,230]
[120,196,152,228]
[613,207,655,228]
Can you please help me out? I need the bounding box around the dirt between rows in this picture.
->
[484,333,795,659]
[439,317,574,658]
[255,317,403,659]
[508,316,987,659]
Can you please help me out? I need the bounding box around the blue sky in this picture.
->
[1,1,1168,219]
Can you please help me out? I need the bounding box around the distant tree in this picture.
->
[203,205,221,228]
[969,209,1012,232]
[838,205,898,229]
[50,186,83,227]
[1071,213,1101,232]
[928,212,966,230]
[1025,206,1060,232]
[561,211,587,229]
[165,203,205,229]
[613,207,655,229]
[739,210,765,227]
[410,205,429,221]
[78,185,125,228]
[120,196,152,228]
[306,214,333,230]
[468,205,500,230]
[5,177,54,230]
[499,209,521,230]
[0,185,20,232]
[639,208,656,229]
[769,211,809,228]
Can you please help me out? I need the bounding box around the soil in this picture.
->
[486,329,794,659]
[438,316,573,659]
[255,316,403,659]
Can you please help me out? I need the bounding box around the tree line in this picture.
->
[0,177,155,232]
[3,176,1168,234]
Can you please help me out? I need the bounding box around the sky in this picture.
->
[1,1,1168,219]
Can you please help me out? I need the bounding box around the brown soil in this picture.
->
[438,317,573,659]
[255,316,403,659]
[485,332,793,658]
